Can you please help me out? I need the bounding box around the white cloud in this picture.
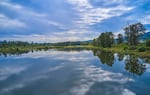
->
[1,84,24,93]
[68,0,134,26]
[0,1,46,18]
[1,0,146,42]
[142,15,150,24]
[47,21,66,29]
[0,1,65,30]
[0,14,26,28]
[0,2,23,10]
[125,14,150,25]
[0,29,99,42]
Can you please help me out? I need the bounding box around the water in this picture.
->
[0,49,150,95]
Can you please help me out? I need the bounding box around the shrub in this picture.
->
[138,47,146,52]
[123,46,128,50]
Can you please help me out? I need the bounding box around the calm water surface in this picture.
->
[0,49,150,95]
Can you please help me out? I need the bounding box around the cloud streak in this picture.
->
[68,0,134,26]
[0,0,149,42]
[0,14,26,29]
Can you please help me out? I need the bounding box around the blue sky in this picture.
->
[0,0,150,42]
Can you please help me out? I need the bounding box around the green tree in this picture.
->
[92,38,98,46]
[95,32,114,48]
[124,22,145,49]
[117,33,123,44]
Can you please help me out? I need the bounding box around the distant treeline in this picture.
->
[0,40,91,57]
[47,41,90,46]
[0,40,90,48]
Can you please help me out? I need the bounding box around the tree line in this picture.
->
[0,40,90,48]
[92,22,149,49]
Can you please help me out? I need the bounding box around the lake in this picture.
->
[0,49,150,95]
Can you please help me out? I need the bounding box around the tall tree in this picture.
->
[117,33,123,44]
[124,22,145,49]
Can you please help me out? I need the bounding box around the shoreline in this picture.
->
[0,45,150,59]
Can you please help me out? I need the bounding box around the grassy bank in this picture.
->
[56,44,150,59]
[0,44,150,59]
[104,44,150,58]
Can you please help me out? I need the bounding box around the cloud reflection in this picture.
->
[70,65,135,95]
[0,50,148,95]
[0,67,26,81]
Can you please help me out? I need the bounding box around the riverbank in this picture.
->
[57,45,150,57]
[0,44,150,59]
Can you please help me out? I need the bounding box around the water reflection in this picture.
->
[0,50,30,57]
[0,48,89,57]
[0,49,150,95]
[92,49,147,76]
[0,48,148,76]
[92,49,114,66]
[117,53,124,61]
[125,55,146,76]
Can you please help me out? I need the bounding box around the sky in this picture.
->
[0,0,150,42]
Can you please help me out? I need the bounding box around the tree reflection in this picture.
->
[125,55,146,76]
[92,50,114,66]
[0,50,30,57]
[117,53,124,61]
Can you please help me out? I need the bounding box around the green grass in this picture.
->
[101,44,150,58]
[0,44,150,59]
